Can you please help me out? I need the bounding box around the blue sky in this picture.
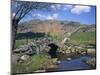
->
[12,2,96,25]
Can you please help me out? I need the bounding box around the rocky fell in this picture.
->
[18,20,96,35]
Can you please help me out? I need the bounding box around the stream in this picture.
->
[47,56,93,72]
[58,56,92,71]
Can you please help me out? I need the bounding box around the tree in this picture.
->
[12,1,51,50]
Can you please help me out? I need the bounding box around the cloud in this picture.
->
[46,13,58,20]
[56,4,62,9]
[46,16,53,20]
[12,13,15,17]
[50,4,61,10]
[53,13,58,18]
[71,6,91,15]
[65,5,73,8]
[32,13,58,20]
[37,14,45,18]
[63,5,73,10]
[32,13,46,18]
[51,5,56,9]
[51,4,73,11]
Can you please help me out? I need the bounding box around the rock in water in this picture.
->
[66,58,72,61]
[57,60,61,64]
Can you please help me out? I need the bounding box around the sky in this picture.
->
[12,2,96,25]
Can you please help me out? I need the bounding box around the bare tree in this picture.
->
[12,1,51,50]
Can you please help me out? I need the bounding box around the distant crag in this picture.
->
[18,20,96,35]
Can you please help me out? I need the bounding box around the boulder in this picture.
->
[57,60,61,64]
[20,55,30,61]
[13,45,29,53]
[13,49,21,53]
[75,46,84,50]
[87,48,96,56]
[71,49,75,53]
[25,50,36,55]
[52,58,58,64]
[13,44,38,55]
[61,37,70,44]
[87,49,95,53]
[65,50,71,54]
[66,58,72,61]
[67,32,71,37]
[81,51,87,55]
[68,46,72,50]
[12,54,20,64]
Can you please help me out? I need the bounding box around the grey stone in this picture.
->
[66,58,72,61]
[20,55,30,61]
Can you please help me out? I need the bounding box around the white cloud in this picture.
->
[71,6,91,15]
[53,13,58,18]
[51,4,73,11]
[46,16,54,20]
[51,5,56,9]
[12,13,15,17]
[56,4,62,9]
[32,13,58,20]
[65,5,73,9]
[51,4,62,10]
[32,13,46,18]
[63,5,73,11]
[65,5,73,8]
[46,13,58,20]
[37,14,45,18]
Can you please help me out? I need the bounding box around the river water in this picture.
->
[58,56,92,71]
[47,56,93,72]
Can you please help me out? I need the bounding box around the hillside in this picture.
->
[17,20,96,36]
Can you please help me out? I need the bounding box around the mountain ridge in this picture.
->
[18,20,96,35]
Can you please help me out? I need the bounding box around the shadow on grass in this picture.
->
[16,32,46,40]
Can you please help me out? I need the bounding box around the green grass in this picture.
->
[50,33,67,42]
[12,54,53,74]
[15,39,34,48]
[15,32,96,48]
[15,34,66,48]
[70,32,96,45]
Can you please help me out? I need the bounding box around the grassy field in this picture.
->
[15,39,34,48]
[15,32,96,48]
[15,33,66,48]
[12,54,53,73]
[70,32,96,45]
